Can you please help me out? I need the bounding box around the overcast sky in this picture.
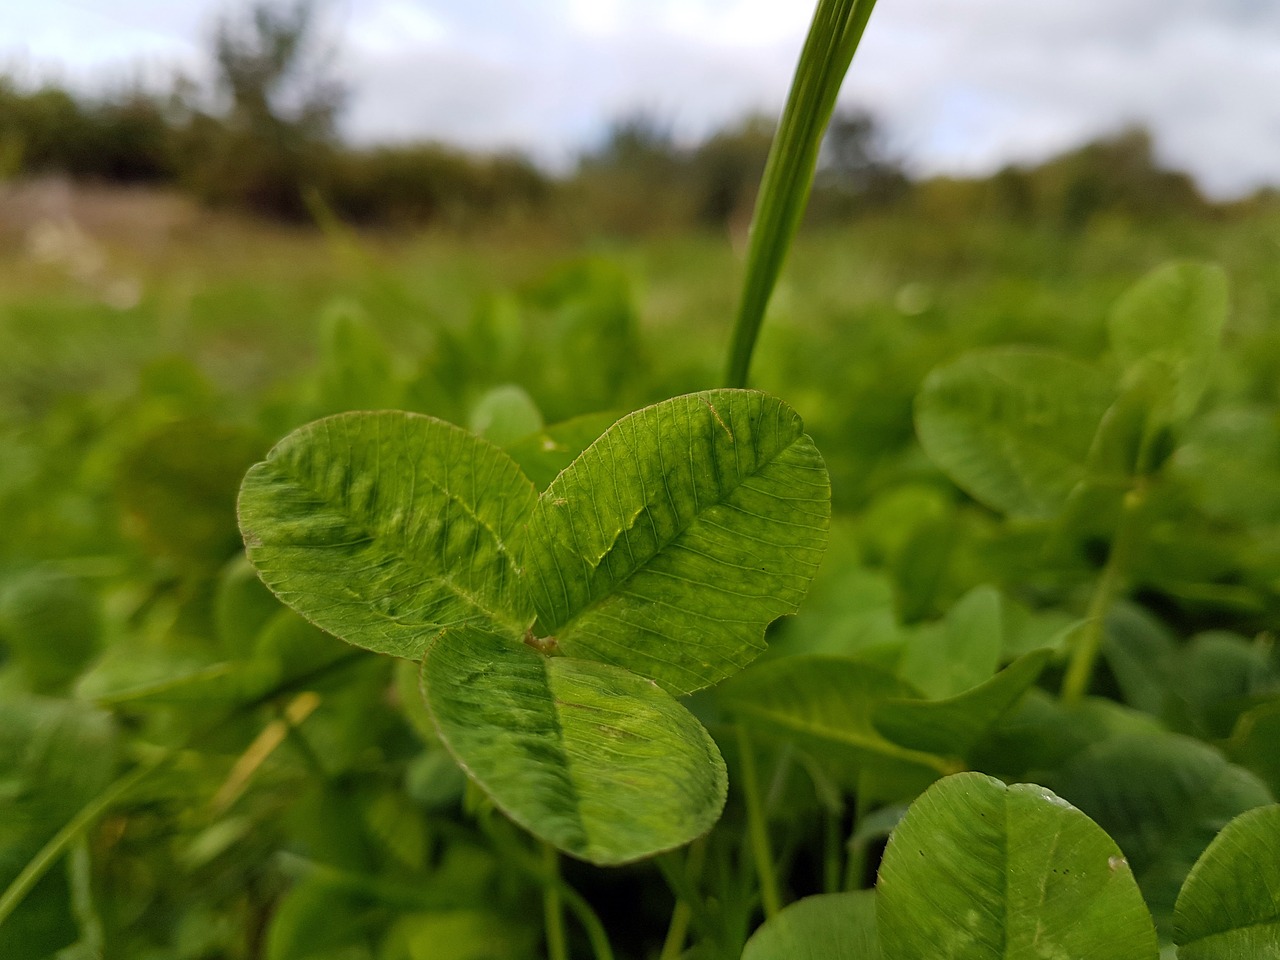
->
[4,0,1279,197]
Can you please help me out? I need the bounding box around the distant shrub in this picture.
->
[0,79,176,183]
[688,115,775,228]
[0,58,1221,234]
[913,127,1210,228]
[808,107,913,219]
[1048,127,1208,227]
[326,144,551,227]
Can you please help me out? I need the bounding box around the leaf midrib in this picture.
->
[258,426,531,633]
[732,704,951,773]
[533,422,818,636]
[539,658,593,856]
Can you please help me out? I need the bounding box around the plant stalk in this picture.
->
[658,839,707,960]
[1061,484,1148,704]
[543,843,569,960]
[658,897,693,960]
[68,836,104,954]
[0,653,365,929]
[725,0,880,388]
[476,814,614,960]
[0,759,159,929]
[823,806,843,893]
[736,725,781,918]
[657,848,723,950]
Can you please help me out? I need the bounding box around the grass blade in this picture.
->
[725,0,880,388]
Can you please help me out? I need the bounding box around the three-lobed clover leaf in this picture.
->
[915,260,1230,522]
[237,389,830,864]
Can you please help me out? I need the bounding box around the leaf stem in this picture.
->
[68,836,104,954]
[658,839,707,960]
[0,652,366,929]
[823,806,843,893]
[0,758,160,929]
[658,896,693,960]
[725,0,880,388]
[543,842,569,960]
[736,725,781,918]
[657,848,722,950]
[475,813,614,960]
[1061,484,1148,704]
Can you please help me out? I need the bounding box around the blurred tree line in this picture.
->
[0,0,1255,233]
[0,1,549,226]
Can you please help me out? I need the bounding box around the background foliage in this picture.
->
[2,1,1280,958]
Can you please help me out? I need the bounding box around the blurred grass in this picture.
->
[2,183,1278,500]
[2,181,1279,960]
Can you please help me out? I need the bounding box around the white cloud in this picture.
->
[839,0,1280,194]
[3,0,1278,196]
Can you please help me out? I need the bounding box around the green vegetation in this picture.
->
[3,0,1280,958]
[0,0,1259,234]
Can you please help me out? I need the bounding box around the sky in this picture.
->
[4,0,1279,197]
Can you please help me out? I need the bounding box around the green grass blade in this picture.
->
[0,761,158,930]
[725,0,880,388]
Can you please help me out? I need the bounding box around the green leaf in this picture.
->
[743,890,881,960]
[521,258,638,414]
[468,384,543,449]
[405,749,467,811]
[503,410,620,490]
[422,627,726,866]
[874,649,1052,757]
[915,348,1115,518]
[1227,699,1280,797]
[0,696,117,839]
[889,514,960,622]
[718,656,950,801]
[0,570,100,693]
[876,772,1159,960]
[522,390,830,696]
[385,909,537,960]
[1045,733,1274,934]
[213,555,283,658]
[1102,602,1179,716]
[311,301,402,415]
[897,585,1003,699]
[254,608,356,684]
[1171,632,1278,739]
[1173,804,1280,959]
[119,417,265,568]
[265,877,374,960]
[0,696,118,956]
[1173,406,1280,525]
[395,658,440,744]
[78,654,273,707]
[1000,598,1079,660]
[1085,380,1170,484]
[966,691,1165,783]
[1108,261,1228,422]
[766,517,900,662]
[768,564,899,660]
[238,411,538,659]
